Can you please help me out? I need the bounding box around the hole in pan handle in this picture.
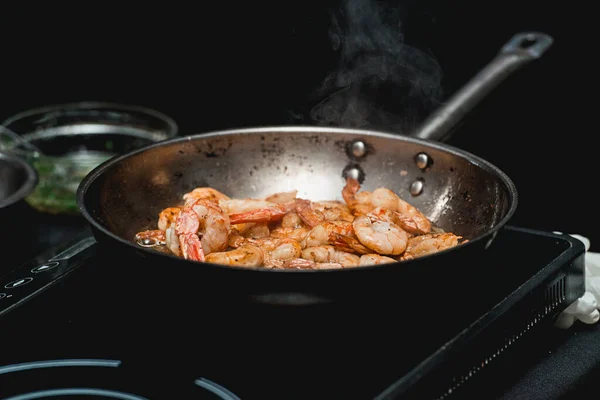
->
[501,32,554,58]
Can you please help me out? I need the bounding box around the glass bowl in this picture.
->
[0,151,38,210]
[0,102,178,215]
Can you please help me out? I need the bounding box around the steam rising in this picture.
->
[302,0,443,133]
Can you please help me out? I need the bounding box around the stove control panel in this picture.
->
[0,235,97,317]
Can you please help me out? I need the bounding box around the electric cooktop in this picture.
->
[0,225,585,399]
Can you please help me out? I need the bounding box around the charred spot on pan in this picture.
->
[334,140,346,151]
[342,163,365,184]
[178,150,185,154]
[173,172,183,178]
[308,135,324,144]
[449,167,455,172]
[196,142,231,158]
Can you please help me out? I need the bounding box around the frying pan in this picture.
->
[77,32,553,306]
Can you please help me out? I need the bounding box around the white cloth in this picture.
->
[554,233,600,329]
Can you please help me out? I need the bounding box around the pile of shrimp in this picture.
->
[134,177,465,269]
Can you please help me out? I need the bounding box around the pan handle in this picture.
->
[411,32,554,142]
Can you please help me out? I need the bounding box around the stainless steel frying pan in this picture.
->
[77,32,553,306]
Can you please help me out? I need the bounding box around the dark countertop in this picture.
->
[470,321,600,400]
[496,323,600,400]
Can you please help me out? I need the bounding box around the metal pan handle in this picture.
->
[411,32,554,142]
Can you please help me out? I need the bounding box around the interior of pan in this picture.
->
[79,127,517,247]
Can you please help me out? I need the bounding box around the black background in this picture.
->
[0,1,592,248]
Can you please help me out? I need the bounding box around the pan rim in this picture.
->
[76,125,518,273]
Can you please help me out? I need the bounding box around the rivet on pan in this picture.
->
[351,141,367,158]
[410,179,424,197]
[346,167,360,180]
[342,163,365,183]
[415,152,431,170]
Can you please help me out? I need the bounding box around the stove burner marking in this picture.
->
[4,278,33,289]
[0,293,5,300]
[31,262,59,274]
[3,388,148,400]
[195,378,241,400]
[0,359,121,375]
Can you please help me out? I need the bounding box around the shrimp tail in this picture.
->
[179,233,205,261]
[295,199,325,228]
[175,208,200,234]
[229,207,287,224]
[392,211,431,235]
[328,232,371,255]
[342,177,361,211]
[229,201,296,225]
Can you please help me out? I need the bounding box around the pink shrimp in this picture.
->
[173,208,205,261]
[224,200,296,225]
[183,187,230,207]
[342,177,432,235]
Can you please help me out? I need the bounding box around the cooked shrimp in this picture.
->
[270,226,311,242]
[265,190,298,204]
[188,199,231,255]
[219,199,283,214]
[398,233,462,261]
[353,212,409,255]
[301,245,360,267]
[228,237,302,262]
[251,237,303,261]
[295,199,354,226]
[312,201,354,223]
[135,230,166,247]
[227,233,247,248]
[158,207,182,231]
[342,177,375,216]
[230,221,271,237]
[139,184,465,269]
[205,244,264,267]
[343,177,431,235]
[269,212,310,242]
[272,258,344,270]
[327,232,371,255]
[173,208,204,261]
[359,254,397,266]
[230,222,253,236]
[295,199,325,228]
[281,212,304,229]
[244,223,270,239]
[301,221,355,248]
[165,223,181,256]
[371,188,431,235]
[221,199,295,224]
[183,187,230,206]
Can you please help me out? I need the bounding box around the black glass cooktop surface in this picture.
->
[0,224,585,400]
